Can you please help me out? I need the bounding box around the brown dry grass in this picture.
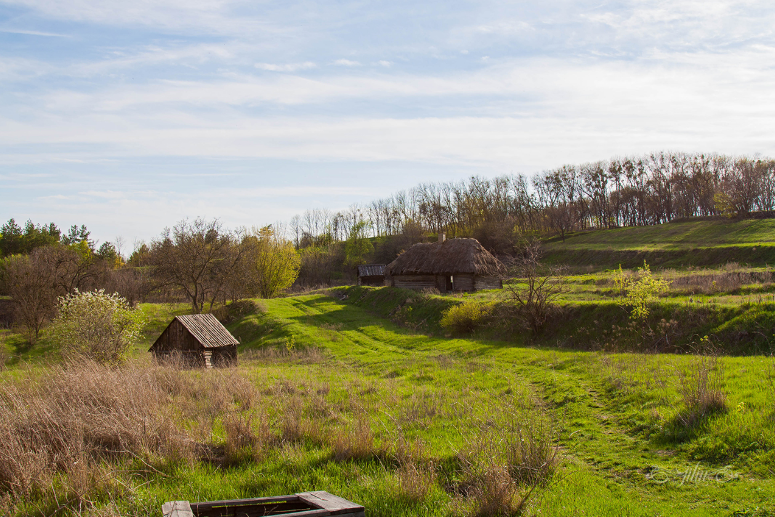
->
[451,406,558,517]
[330,415,382,462]
[678,353,727,427]
[0,361,193,500]
[662,266,774,295]
[0,359,273,513]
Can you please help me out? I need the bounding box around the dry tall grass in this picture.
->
[452,406,559,517]
[0,361,193,500]
[678,353,727,427]
[0,359,270,514]
[661,267,774,295]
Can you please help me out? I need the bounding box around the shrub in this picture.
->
[616,262,670,321]
[440,300,491,334]
[49,289,144,365]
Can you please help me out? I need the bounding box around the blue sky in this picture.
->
[2,0,774,247]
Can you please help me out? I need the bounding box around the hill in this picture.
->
[542,218,775,269]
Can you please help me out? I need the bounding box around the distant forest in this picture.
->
[1,151,774,328]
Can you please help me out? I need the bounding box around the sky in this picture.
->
[2,0,775,248]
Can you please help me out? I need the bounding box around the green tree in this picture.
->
[49,289,144,365]
[253,226,301,298]
[0,219,23,257]
[61,224,93,249]
[344,220,374,268]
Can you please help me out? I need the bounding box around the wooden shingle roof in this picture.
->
[175,314,239,348]
[357,264,386,277]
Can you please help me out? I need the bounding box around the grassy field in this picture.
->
[2,218,775,516]
[542,218,775,269]
[1,288,774,516]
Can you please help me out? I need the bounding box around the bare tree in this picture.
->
[507,242,567,334]
[147,218,244,313]
[1,252,58,342]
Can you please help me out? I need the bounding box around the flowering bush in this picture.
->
[440,299,491,334]
[49,289,144,365]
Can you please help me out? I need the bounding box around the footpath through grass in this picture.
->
[2,290,774,516]
[220,291,775,516]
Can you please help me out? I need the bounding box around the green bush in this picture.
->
[49,289,144,365]
[440,300,490,334]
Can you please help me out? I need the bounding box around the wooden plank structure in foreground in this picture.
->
[162,491,365,517]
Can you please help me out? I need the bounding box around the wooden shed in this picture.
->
[149,314,238,368]
[357,264,386,286]
[385,237,505,293]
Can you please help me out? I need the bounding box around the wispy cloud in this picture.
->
[333,58,360,67]
[2,0,775,244]
[0,28,69,37]
[255,61,317,72]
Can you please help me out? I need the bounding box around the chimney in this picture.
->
[438,232,446,243]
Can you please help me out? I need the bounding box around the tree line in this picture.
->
[0,219,300,342]
[285,151,775,281]
[288,152,775,251]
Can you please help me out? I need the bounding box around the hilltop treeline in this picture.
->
[289,151,775,249]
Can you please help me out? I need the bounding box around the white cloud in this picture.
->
[377,60,392,67]
[255,61,317,72]
[334,58,361,67]
[0,28,68,37]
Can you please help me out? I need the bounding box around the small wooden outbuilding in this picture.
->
[357,264,386,286]
[149,314,238,368]
[385,237,505,292]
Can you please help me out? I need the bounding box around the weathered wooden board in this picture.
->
[163,492,364,517]
[163,501,194,517]
[298,491,365,515]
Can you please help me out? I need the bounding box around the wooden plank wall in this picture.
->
[474,276,503,290]
[154,320,202,352]
[453,274,475,292]
[393,275,438,290]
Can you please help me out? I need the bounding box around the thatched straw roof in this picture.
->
[387,238,506,276]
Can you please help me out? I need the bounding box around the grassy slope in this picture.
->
[543,218,775,269]
[3,291,774,515]
[174,290,775,517]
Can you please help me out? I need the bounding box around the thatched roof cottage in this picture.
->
[386,237,505,292]
[150,314,238,368]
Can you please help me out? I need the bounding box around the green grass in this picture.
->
[139,291,773,516]
[3,286,775,516]
[543,218,775,269]
[546,219,775,251]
